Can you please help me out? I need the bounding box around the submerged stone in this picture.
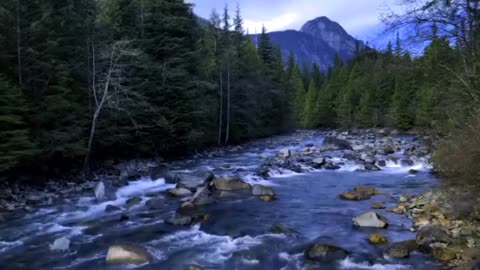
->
[304,243,349,262]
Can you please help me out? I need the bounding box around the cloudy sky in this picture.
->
[188,0,402,46]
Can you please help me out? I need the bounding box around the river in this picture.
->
[0,131,441,269]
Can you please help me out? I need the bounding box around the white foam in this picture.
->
[337,163,363,172]
[151,224,263,263]
[44,223,85,236]
[269,168,305,178]
[241,258,260,265]
[57,177,175,222]
[116,177,173,198]
[243,174,278,187]
[0,240,23,253]
[339,257,411,270]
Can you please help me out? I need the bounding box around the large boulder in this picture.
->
[353,211,389,228]
[304,243,349,262]
[190,186,215,206]
[175,170,214,191]
[106,244,152,265]
[252,185,275,196]
[322,137,353,151]
[385,240,418,258]
[50,237,70,251]
[416,225,452,246]
[213,176,251,191]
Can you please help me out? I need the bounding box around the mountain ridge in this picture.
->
[251,16,365,70]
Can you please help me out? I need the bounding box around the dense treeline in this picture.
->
[292,34,455,131]
[0,0,291,178]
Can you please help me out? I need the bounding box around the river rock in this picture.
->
[340,186,380,201]
[145,198,163,210]
[371,202,386,209]
[106,244,152,265]
[166,215,192,226]
[400,159,414,167]
[188,264,202,270]
[340,191,370,201]
[167,188,192,197]
[50,237,70,251]
[252,185,275,196]
[126,197,142,207]
[416,225,452,246]
[322,137,353,151]
[388,204,407,214]
[191,186,215,206]
[364,163,381,171]
[255,165,270,178]
[94,181,106,201]
[304,243,349,262]
[213,176,251,191]
[377,160,387,167]
[432,246,458,263]
[369,233,388,245]
[385,240,418,258]
[312,158,325,167]
[278,148,291,158]
[260,195,276,202]
[361,153,375,164]
[270,224,300,237]
[378,145,396,156]
[176,170,214,191]
[353,211,389,228]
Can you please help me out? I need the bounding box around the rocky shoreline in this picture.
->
[1,129,478,268]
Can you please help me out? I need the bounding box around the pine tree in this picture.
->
[0,76,35,173]
[291,65,306,125]
[303,79,318,128]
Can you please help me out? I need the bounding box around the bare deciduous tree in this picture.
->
[84,40,141,172]
[382,0,480,103]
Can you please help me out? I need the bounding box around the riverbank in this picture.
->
[0,129,472,269]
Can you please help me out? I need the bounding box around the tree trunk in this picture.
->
[16,0,22,86]
[84,108,100,172]
[225,64,231,145]
[140,0,144,39]
[218,69,223,145]
[84,44,114,172]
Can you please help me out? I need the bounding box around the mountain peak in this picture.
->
[249,15,364,70]
[300,16,361,59]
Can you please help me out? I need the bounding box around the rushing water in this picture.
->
[0,132,440,270]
